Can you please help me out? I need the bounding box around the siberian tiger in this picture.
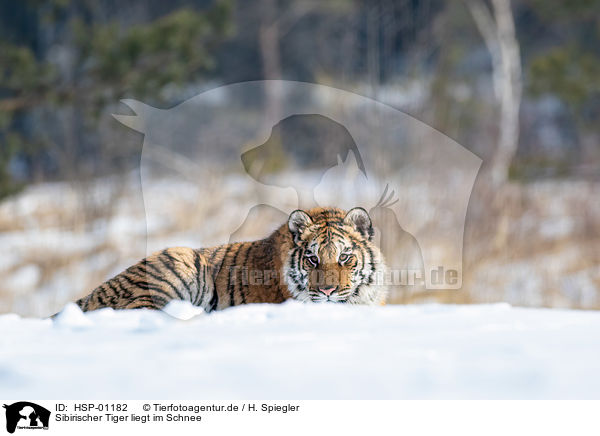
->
[75,207,388,312]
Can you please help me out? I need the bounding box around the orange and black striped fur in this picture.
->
[76,207,388,312]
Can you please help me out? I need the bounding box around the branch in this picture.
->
[0,87,76,112]
[464,0,503,99]
[0,96,42,112]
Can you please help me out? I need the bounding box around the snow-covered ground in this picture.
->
[1,302,599,399]
[1,171,599,315]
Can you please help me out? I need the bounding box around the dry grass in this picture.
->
[1,172,598,316]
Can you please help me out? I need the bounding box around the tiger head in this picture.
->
[284,207,387,304]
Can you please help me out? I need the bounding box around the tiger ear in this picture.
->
[344,207,373,241]
[288,210,313,245]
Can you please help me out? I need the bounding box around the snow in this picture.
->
[162,300,207,320]
[1,302,599,399]
[1,172,598,316]
[3,264,41,293]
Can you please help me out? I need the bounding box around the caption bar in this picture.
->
[1,400,599,436]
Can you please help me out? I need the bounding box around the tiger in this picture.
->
[74,206,388,313]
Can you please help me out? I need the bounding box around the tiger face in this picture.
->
[284,207,388,304]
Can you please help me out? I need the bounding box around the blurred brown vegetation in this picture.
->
[0,0,599,315]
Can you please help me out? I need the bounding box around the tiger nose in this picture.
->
[319,286,336,296]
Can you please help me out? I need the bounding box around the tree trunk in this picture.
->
[466,0,522,186]
[259,0,283,125]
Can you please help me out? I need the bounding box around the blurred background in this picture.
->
[0,0,598,316]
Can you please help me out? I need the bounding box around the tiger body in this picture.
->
[76,207,388,312]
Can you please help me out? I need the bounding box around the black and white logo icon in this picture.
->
[3,402,50,434]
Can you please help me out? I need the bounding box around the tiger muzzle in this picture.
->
[318,286,337,296]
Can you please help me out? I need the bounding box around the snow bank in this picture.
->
[1,302,599,399]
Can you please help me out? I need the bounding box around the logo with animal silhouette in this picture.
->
[113,80,481,293]
[3,402,50,433]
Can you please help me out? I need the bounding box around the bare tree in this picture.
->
[259,0,284,124]
[466,0,522,186]
[257,1,353,125]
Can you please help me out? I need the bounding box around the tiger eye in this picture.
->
[305,255,319,267]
